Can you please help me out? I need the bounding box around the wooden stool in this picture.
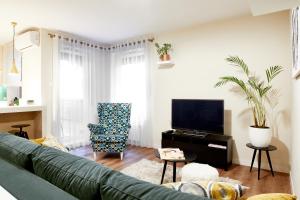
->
[11,124,30,139]
[8,130,19,135]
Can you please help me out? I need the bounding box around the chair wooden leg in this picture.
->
[120,152,124,160]
[93,152,97,161]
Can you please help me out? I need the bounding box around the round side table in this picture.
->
[154,149,197,184]
[246,143,277,180]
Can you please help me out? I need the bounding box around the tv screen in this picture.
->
[172,99,224,134]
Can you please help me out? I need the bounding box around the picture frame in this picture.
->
[292,7,300,78]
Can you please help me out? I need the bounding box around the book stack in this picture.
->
[158,148,185,160]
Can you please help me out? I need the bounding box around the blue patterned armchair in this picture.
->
[88,103,131,160]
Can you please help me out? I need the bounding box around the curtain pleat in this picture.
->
[110,41,153,147]
[52,38,110,149]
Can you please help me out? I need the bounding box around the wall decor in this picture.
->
[292,7,300,78]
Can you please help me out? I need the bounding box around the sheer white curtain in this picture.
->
[52,37,110,148]
[110,41,153,147]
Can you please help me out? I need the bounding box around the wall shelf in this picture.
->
[157,60,175,68]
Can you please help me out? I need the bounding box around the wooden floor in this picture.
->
[70,145,291,198]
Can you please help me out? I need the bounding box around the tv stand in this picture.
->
[176,130,209,138]
[161,130,232,170]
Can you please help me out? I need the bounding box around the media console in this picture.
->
[161,130,233,170]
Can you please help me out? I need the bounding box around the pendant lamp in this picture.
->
[10,22,18,74]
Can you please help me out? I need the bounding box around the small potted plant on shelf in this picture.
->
[215,56,283,147]
[155,43,172,61]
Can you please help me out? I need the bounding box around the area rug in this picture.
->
[121,159,182,184]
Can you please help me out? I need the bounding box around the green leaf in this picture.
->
[266,65,283,83]
[226,56,249,77]
[261,86,272,97]
[215,76,247,92]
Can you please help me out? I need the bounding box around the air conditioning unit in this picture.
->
[15,31,40,51]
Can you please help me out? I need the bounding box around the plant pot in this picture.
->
[249,126,272,147]
[160,54,171,61]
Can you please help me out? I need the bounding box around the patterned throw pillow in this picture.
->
[163,180,248,200]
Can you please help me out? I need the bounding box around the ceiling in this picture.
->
[0,0,253,44]
[2,0,300,45]
[250,0,300,16]
[1,0,299,44]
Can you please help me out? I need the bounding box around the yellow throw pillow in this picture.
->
[247,193,297,200]
[31,137,68,152]
[209,181,239,200]
[31,137,46,144]
[41,137,68,152]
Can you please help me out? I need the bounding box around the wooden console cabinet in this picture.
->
[0,105,43,139]
[161,130,233,170]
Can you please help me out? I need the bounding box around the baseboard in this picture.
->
[153,143,161,149]
[232,158,289,173]
[290,171,294,194]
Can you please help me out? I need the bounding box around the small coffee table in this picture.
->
[154,149,197,184]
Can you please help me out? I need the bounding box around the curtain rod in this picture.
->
[110,38,154,49]
[48,33,109,50]
[48,33,155,50]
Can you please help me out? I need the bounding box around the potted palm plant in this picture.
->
[155,43,172,61]
[215,56,283,147]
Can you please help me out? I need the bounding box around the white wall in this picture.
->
[152,11,292,172]
[16,33,47,136]
[290,8,300,196]
[22,45,41,103]
[0,32,41,99]
[291,63,300,194]
[40,29,53,136]
[0,46,3,84]
[291,78,300,196]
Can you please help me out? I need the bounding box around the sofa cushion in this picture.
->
[0,157,78,200]
[0,133,40,171]
[100,170,208,200]
[31,145,111,200]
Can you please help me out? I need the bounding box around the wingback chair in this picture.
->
[87,103,131,160]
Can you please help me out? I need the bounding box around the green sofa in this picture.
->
[0,133,208,200]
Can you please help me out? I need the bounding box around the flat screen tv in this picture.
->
[172,99,224,134]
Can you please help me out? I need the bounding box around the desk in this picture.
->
[0,104,43,139]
